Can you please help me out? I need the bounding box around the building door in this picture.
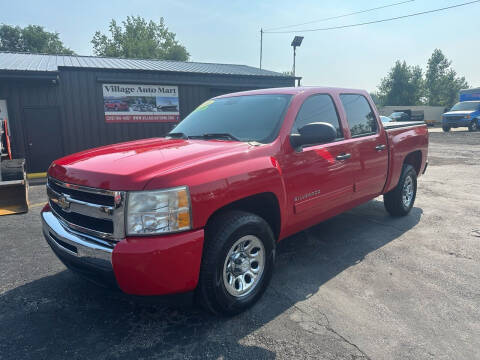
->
[23,107,63,173]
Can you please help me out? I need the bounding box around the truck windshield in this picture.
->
[450,101,480,111]
[170,94,292,143]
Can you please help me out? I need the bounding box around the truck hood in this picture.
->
[48,138,251,190]
[443,110,476,116]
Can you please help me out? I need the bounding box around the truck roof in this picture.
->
[459,87,480,94]
[215,86,369,98]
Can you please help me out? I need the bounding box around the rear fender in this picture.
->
[383,126,428,193]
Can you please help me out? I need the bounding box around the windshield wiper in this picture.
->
[193,133,241,141]
[167,132,189,139]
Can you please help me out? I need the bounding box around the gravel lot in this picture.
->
[1,130,479,360]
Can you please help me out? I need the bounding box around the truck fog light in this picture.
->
[126,186,192,235]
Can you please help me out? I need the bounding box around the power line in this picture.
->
[264,0,414,31]
[264,0,480,33]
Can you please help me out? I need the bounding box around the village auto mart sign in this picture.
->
[102,84,180,123]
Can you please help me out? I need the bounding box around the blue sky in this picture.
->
[2,0,479,91]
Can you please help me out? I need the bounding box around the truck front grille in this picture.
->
[48,180,114,206]
[445,115,465,122]
[47,177,125,241]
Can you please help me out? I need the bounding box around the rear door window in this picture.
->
[340,94,378,137]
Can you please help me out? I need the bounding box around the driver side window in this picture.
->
[291,94,343,140]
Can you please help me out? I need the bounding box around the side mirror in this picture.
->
[290,122,337,149]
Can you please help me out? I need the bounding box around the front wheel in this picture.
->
[442,125,450,132]
[468,120,478,132]
[384,164,417,217]
[196,210,275,316]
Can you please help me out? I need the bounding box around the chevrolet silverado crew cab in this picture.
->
[42,87,428,315]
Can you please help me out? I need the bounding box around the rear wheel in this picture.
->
[442,125,450,132]
[384,164,417,217]
[196,210,275,316]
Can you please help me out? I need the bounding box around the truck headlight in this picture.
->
[465,115,471,119]
[126,186,191,235]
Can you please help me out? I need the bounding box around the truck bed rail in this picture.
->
[383,121,426,130]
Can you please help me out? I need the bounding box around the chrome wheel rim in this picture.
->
[402,175,414,208]
[223,235,265,298]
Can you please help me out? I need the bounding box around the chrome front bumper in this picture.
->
[42,210,116,280]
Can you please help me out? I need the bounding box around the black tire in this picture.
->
[468,120,478,132]
[196,210,276,316]
[442,126,450,132]
[383,164,417,217]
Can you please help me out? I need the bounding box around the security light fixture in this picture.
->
[291,36,304,47]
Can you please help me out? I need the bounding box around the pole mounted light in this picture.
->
[291,36,303,79]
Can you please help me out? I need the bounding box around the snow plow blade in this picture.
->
[0,159,29,215]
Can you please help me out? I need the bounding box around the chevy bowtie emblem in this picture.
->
[57,195,71,211]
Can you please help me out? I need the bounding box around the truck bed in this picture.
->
[382,121,428,195]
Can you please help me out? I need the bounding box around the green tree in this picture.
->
[0,24,74,54]
[377,61,424,106]
[369,92,380,106]
[425,49,468,108]
[92,16,189,61]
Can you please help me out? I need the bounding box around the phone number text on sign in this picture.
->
[105,115,180,123]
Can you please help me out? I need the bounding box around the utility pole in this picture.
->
[259,28,263,69]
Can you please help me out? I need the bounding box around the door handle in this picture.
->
[375,144,386,151]
[336,153,351,160]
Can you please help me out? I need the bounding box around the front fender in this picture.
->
[189,156,286,231]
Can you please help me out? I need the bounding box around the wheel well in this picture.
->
[205,192,281,240]
[403,150,422,175]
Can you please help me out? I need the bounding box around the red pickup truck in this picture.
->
[42,87,428,315]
